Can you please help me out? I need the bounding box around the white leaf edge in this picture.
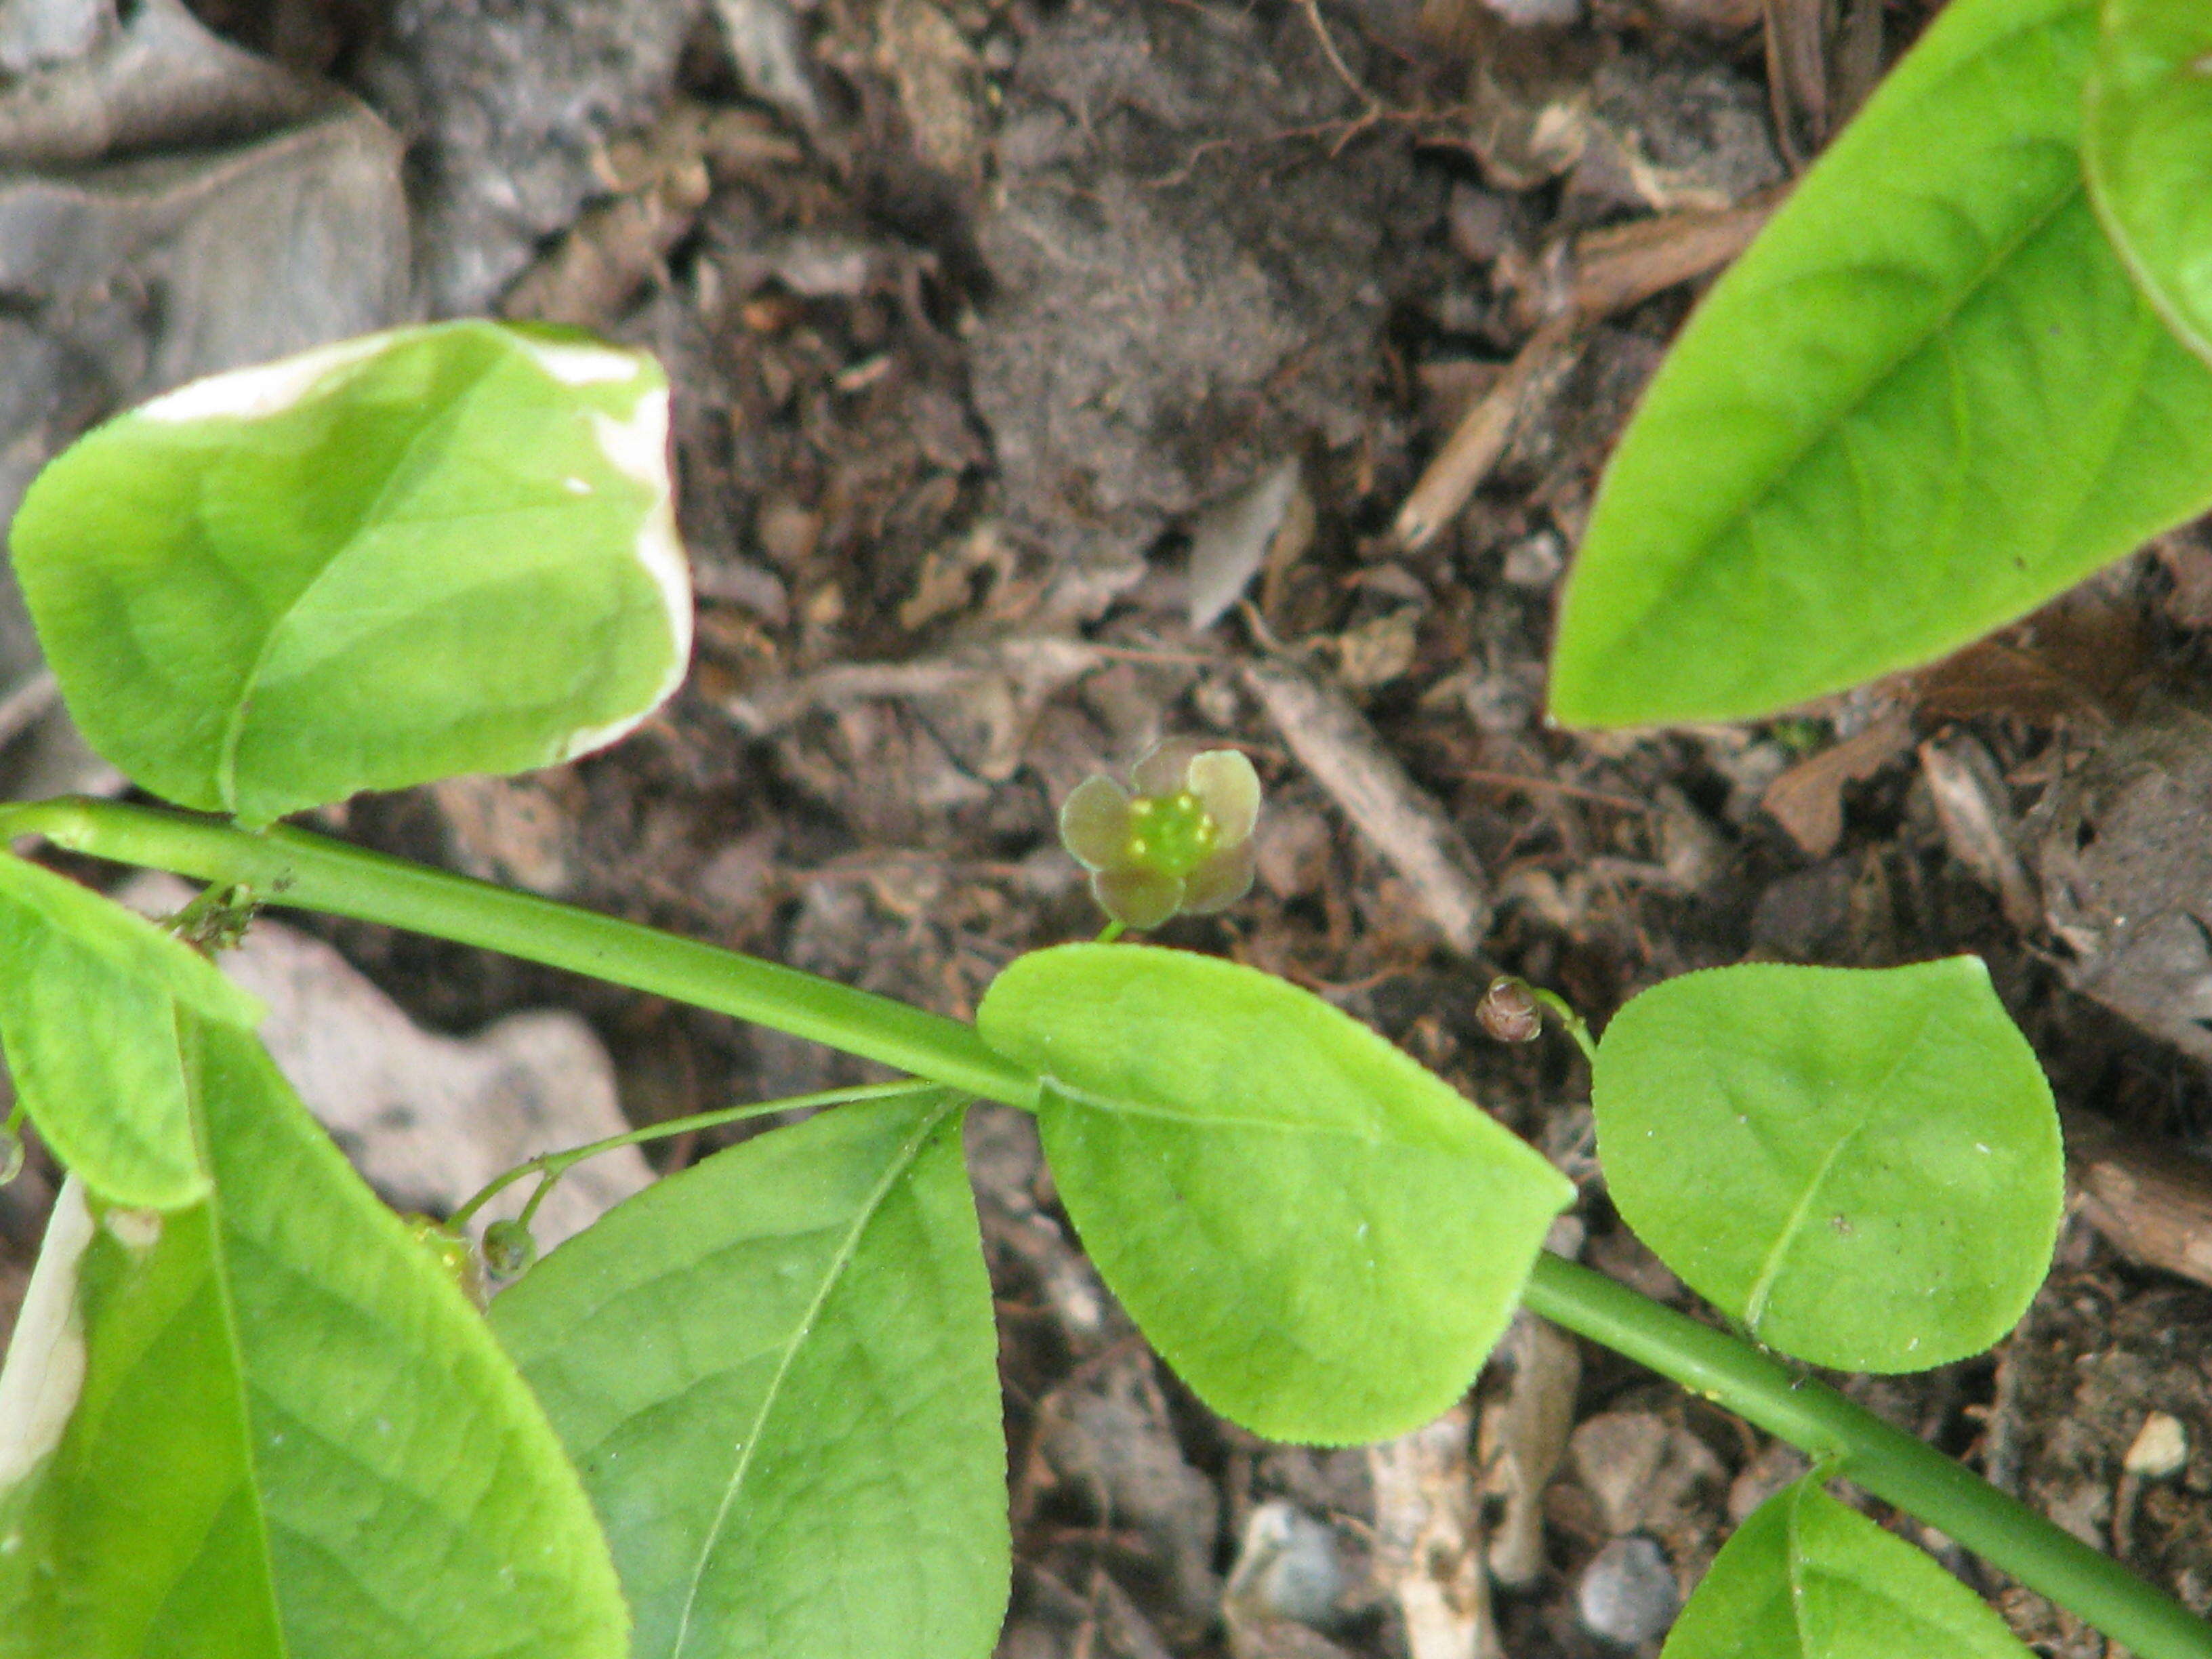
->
[546,382,692,763]
[137,331,399,425]
[0,1174,94,1493]
[132,325,693,769]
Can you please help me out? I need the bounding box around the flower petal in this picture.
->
[1185,750,1261,847]
[1179,840,1256,914]
[1131,738,1208,798]
[1093,867,1185,929]
[1061,775,1134,870]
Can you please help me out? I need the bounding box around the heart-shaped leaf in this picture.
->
[490,1092,1009,1659]
[1547,0,2212,726]
[1662,1476,2032,1658]
[1593,959,2061,1372]
[977,944,1574,1444]
[10,322,691,826]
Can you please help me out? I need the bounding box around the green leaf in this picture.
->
[1592,960,2061,1373]
[0,1018,628,1659]
[0,1183,285,1659]
[975,944,1576,1444]
[489,1092,1009,1659]
[2086,0,2212,365]
[1662,1476,2032,1658]
[10,322,691,827]
[1547,0,2212,727]
[0,853,262,1209]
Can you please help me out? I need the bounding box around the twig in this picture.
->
[1393,312,1582,553]
[1294,0,1385,120]
[1244,657,1494,954]
[1458,769,1649,813]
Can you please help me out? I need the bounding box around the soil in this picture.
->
[7,0,2212,1654]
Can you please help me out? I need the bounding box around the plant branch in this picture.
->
[1522,1252,2212,1659]
[1,798,1040,1107]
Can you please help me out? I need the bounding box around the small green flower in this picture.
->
[1061,740,1261,929]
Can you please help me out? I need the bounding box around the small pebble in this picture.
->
[1502,528,1566,590]
[1447,182,1519,266]
[1227,1500,1347,1629]
[2125,1411,2189,1480]
[1571,1411,1670,1535]
[1576,1534,1679,1646]
[1477,0,1584,26]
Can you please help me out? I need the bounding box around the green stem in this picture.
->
[446,1078,945,1230]
[1523,1253,2212,1659]
[514,1170,559,1233]
[1530,987,1598,1065]
[2,798,1038,1107]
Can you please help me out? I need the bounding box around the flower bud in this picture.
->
[483,1218,538,1279]
[1477,977,1544,1044]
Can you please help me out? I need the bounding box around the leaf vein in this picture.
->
[665,1098,954,1659]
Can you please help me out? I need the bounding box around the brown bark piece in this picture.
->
[1917,733,2039,930]
[2065,1110,2212,1291]
[1569,196,1776,319]
[1761,0,1829,169]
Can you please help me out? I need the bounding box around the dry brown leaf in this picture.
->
[1911,593,2151,726]
[1759,705,1914,857]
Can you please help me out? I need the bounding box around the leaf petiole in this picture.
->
[1530,987,1598,1063]
[446,1078,947,1233]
